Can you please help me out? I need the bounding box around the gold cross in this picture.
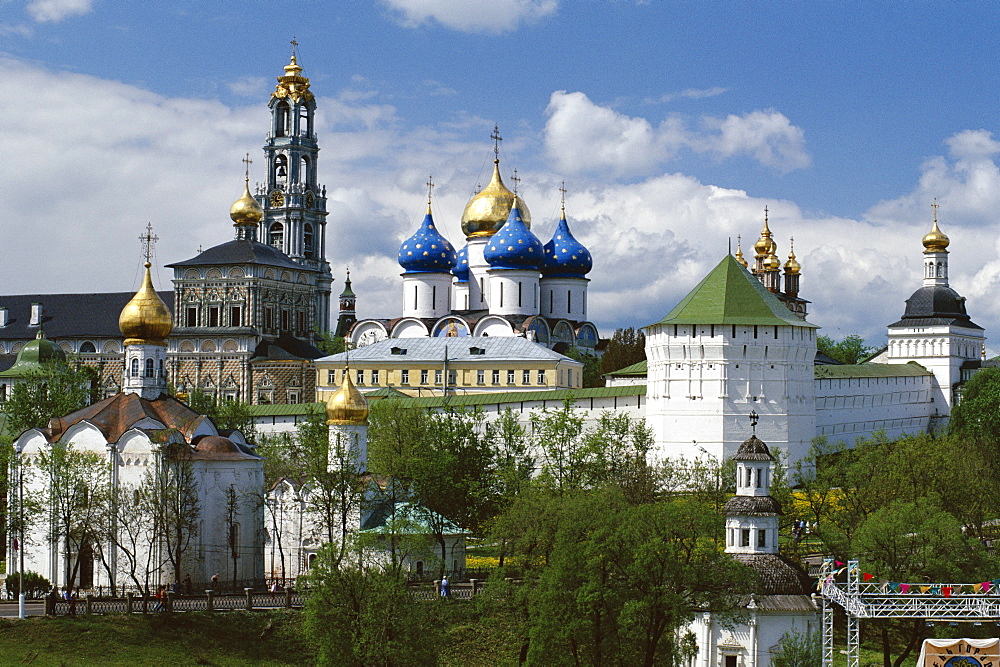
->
[491,124,502,159]
[931,198,940,223]
[511,168,520,196]
[242,153,252,180]
[764,205,769,222]
[426,175,434,204]
[139,222,159,263]
[290,37,298,59]
[559,181,567,212]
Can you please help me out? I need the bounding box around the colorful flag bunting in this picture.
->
[863,573,874,582]
[901,584,910,594]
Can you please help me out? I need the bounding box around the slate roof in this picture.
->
[647,255,818,328]
[250,333,325,361]
[318,336,581,365]
[734,434,774,461]
[733,553,815,596]
[167,239,308,271]
[888,285,983,330]
[0,292,174,340]
[723,495,782,516]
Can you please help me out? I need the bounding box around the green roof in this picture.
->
[647,255,818,329]
[0,331,68,378]
[245,402,325,417]
[382,384,645,409]
[813,361,931,379]
[604,360,648,376]
[365,386,410,399]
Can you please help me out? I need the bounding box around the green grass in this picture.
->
[0,610,315,666]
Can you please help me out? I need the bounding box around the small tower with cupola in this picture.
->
[886,201,985,411]
[752,208,782,293]
[120,226,173,400]
[484,199,543,317]
[724,413,781,556]
[540,187,592,321]
[257,43,333,335]
[335,269,357,338]
[326,367,370,473]
[398,179,457,319]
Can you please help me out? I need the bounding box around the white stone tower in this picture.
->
[885,201,985,412]
[724,415,781,556]
[326,367,369,473]
[644,255,818,465]
[120,226,173,400]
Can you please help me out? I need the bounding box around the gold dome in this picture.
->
[734,237,748,268]
[461,160,531,239]
[326,371,369,425]
[754,213,776,258]
[272,54,314,102]
[764,253,781,271]
[119,263,173,346]
[784,245,801,274]
[922,217,950,253]
[230,178,263,226]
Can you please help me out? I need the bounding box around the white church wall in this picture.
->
[814,373,934,446]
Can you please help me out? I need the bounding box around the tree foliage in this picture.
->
[816,333,876,365]
[562,347,604,387]
[599,327,646,375]
[4,361,92,435]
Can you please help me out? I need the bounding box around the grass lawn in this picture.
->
[0,610,314,666]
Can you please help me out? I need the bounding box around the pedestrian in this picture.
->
[269,580,278,602]
[211,573,220,590]
[440,576,449,598]
[171,580,180,596]
[66,589,77,616]
[183,574,192,595]
[46,588,59,615]
[153,585,166,612]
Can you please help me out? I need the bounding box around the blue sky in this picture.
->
[3,0,1000,348]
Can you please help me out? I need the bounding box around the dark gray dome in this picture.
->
[888,286,982,329]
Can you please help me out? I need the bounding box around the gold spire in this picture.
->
[460,127,531,238]
[426,175,434,215]
[119,261,173,346]
[272,42,313,102]
[754,206,776,258]
[735,234,748,268]
[326,370,369,425]
[784,237,801,274]
[922,198,950,252]
[231,155,264,226]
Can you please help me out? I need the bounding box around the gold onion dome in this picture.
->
[784,247,801,274]
[754,217,776,257]
[734,239,748,268]
[764,252,781,271]
[461,160,531,239]
[119,263,173,345]
[326,371,369,425]
[922,217,950,253]
[273,54,313,102]
[230,178,263,226]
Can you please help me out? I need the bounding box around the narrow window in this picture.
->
[297,311,306,332]
[523,370,531,384]
[757,530,767,548]
[549,291,553,314]
[371,370,379,385]
[741,529,750,547]
[420,370,428,385]
[507,369,515,384]
[304,224,314,259]
[480,278,485,303]
[281,310,290,331]
[492,369,500,384]
[500,282,504,308]
[435,370,442,384]
[401,369,409,384]
[414,285,418,311]
[230,306,241,327]
[732,325,736,338]
[130,358,139,377]
[159,359,165,378]
[265,308,274,330]
[208,307,220,327]
[186,307,198,327]
[567,290,572,314]
[327,370,335,384]
[432,285,437,310]
[537,370,546,384]
[753,325,758,339]
[145,358,154,378]
[448,370,457,385]
[518,282,522,307]
[477,370,485,384]
[356,369,364,385]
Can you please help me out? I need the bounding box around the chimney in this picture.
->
[30,303,43,326]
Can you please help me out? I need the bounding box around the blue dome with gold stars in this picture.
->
[398,207,457,274]
[453,244,470,282]
[484,204,543,271]
[542,212,592,277]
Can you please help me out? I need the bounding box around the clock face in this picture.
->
[270,190,285,207]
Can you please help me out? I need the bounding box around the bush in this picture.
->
[5,571,52,599]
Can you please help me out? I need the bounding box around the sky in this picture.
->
[3,0,1000,349]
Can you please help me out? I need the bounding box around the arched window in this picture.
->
[80,341,96,354]
[269,223,284,249]
[275,102,289,137]
[159,359,165,378]
[274,154,288,184]
[300,155,310,186]
[145,358,154,378]
[130,358,139,377]
[304,224,314,258]
[299,106,310,137]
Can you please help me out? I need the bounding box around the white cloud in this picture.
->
[656,87,728,103]
[26,0,94,22]
[382,0,558,33]
[227,77,268,98]
[543,90,811,176]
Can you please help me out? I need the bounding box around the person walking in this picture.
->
[153,585,166,612]
[440,576,450,598]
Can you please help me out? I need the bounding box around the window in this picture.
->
[507,370,515,384]
[208,306,220,327]
[435,370,442,385]
[281,310,290,331]
[297,311,306,332]
[469,347,485,355]
[371,370,379,385]
[230,306,241,327]
[537,370,546,385]
[80,341,97,354]
[130,358,139,377]
[357,369,364,385]
[265,308,274,330]
[159,359,165,378]
[304,224,314,259]
[288,390,300,404]
[186,307,198,327]
[420,370,429,385]
[492,369,500,385]
[327,370,336,385]
[391,347,407,355]
[757,529,767,548]
[401,369,410,384]
[523,370,531,384]
[477,370,485,384]
[567,290,572,314]
[269,223,284,249]
[741,529,750,547]
[448,370,457,385]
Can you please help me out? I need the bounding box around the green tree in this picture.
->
[773,629,822,667]
[816,333,876,364]
[304,543,441,667]
[600,327,646,375]
[563,347,604,387]
[184,390,258,445]
[4,361,92,435]
[950,366,1000,472]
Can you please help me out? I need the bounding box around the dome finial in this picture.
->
[120,227,173,346]
[922,198,950,252]
[735,234,748,268]
[326,366,369,425]
[461,128,531,238]
[230,159,264,228]
[491,124,502,163]
[426,174,434,215]
[559,181,567,218]
[784,236,801,274]
[754,206,777,259]
[511,168,520,197]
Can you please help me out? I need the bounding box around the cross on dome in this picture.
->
[140,223,159,264]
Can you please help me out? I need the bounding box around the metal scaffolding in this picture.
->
[820,558,1000,667]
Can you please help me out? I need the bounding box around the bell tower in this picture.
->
[257,41,334,336]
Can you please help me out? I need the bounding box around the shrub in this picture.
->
[5,571,52,599]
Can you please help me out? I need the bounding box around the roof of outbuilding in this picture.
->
[732,553,815,596]
[647,255,818,329]
[167,239,308,271]
[723,495,783,517]
[813,361,932,379]
[0,292,174,340]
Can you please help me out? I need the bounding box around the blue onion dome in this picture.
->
[398,204,457,274]
[484,204,543,270]
[543,211,592,277]
[453,244,470,282]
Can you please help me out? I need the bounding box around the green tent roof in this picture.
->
[0,331,68,378]
[647,255,818,329]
